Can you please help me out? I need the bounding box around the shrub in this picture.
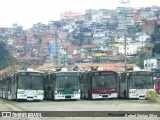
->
[145,90,160,103]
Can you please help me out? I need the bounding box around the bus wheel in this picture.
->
[88,91,92,100]
[16,99,19,102]
[80,91,84,99]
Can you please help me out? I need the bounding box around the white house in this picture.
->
[118,41,150,56]
[136,33,150,42]
[115,36,133,44]
[144,58,160,71]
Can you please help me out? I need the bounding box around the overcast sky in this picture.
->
[0,0,159,29]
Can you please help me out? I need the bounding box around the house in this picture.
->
[61,12,84,24]
[144,58,160,71]
[142,19,155,34]
[33,63,56,71]
[72,63,138,71]
[118,42,152,56]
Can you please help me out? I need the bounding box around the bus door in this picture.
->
[0,79,2,97]
[49,74,54,100]
[7,78,11,99]
[44,74,49,99]
[80,73,85,99]
[119,72,129,99]
[12,74,17,100]
[83,73,91,99]
[88,73,93,99]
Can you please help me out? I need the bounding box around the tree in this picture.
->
[128,51,151,69]
[78,32,85,46]
[151,31,160,43]
[0,42,19,70]
[127,25,142,35]
[151,28,160,54]
[53,21,62,28]
[153,42,160,54]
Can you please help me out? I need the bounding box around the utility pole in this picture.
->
[119,0,130,71]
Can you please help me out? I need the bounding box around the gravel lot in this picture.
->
[0,98,160,120]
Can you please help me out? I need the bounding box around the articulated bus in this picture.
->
[0,70,45,101]
[0,78,2,97]
[81,70,118,99]
[118,70,154,99]
[45,71,81,100]
[0,72,13,99]
[0,76,3,98]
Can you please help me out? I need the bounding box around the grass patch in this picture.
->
[145,90,160,103]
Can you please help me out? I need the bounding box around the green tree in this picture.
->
[53,21,62,28]
[151,28,160,54]
[0,42,19,70]
[128,51,151,69]
[153,42,160,53]
[127,25,142,35]
[151,31,160,43]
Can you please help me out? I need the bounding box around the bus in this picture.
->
[2,74,14,100]
[81,70,118,99]
[152,69,160,93]
[118,70,154,99]
[0,76,3,98]
[14,71,45,101]
[0,78,2,98]
[154,77,160,93]
[0,70,45,101]
[45,71,81,100]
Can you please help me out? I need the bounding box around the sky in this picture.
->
[0,0,160,29]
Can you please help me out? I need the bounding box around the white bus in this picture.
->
[0,70,45,101]
[118,70,154,99]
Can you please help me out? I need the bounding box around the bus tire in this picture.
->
[80,90,83,99]
[88,91,92,100]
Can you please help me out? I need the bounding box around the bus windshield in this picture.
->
[18,75,44,90]
[56,76,80,90]
[130,75,153,89]
[92,75,117,89]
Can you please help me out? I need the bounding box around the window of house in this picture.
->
[145,64,147,67]
[151,63,153,67]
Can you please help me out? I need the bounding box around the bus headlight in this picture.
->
[78,90,80,94]
[54,90,57,94]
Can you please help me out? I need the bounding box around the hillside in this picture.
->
[0,42,19,70]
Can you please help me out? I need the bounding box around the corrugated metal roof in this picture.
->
[76,63,136,71]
